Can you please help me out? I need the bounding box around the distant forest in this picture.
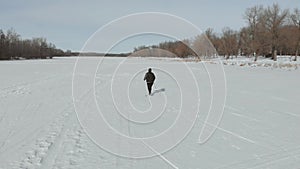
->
[0,28,75,60]
[0,28,131,60]
[133,4,300,61]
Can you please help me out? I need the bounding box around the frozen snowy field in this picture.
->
[0,57,300,169]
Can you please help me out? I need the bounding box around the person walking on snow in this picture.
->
[144,68,156,95]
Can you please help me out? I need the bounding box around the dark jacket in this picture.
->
[144,71,155,83]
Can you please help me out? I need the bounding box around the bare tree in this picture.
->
[193,34,216,59]
[290,8,300,61]
[220,27,239,59]
[203,28,218,58]
[0,29,6,60]
[262,3,289,61]
[244,5,264,61]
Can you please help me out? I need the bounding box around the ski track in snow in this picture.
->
[14,104,75,169]
[7,85,93,169]
[216,145,300,169]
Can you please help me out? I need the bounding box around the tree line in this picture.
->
[133,4,300,61]
[0,28,70,60]
[132,40,196,58]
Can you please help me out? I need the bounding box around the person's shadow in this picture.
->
[151,88,166,96]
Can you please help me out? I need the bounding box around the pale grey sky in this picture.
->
[1,0,299,52]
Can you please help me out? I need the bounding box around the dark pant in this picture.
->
[147,82,153,94]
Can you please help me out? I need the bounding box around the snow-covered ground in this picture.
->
[0,57,300,169]
[220,56,300,70]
